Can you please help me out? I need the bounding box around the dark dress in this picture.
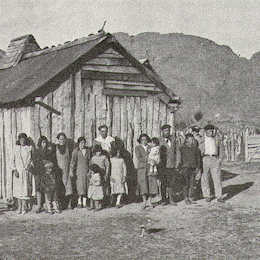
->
[34,146,56,192]
[135,145,158,196]
[70,147,91,196]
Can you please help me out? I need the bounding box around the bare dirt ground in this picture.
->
[1,162,260,259]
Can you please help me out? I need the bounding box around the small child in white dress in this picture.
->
[110,148,128,208]
[148,137,160,176]
[87,164,104,211]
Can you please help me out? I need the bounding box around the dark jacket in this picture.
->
[159,136,181,169]
[180,144,201,169]
[135,145,151,169]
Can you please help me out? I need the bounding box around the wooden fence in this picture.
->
[245,128,260,162]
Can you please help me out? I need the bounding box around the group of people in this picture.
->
[135,123,225,210]
[11,123,225,214]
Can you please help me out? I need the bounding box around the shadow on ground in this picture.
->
[221,169,238,181]
[223,182,254,201]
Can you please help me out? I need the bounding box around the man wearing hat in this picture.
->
[199,124,225,203]
[159,124,181,205]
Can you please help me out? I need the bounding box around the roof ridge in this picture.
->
[23,32,110,60]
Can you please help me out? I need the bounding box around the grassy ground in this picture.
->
[1,162,260,259]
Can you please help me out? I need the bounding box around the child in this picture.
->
[180,133,201,205]
[42,161,61,214]
[110,148,127,208]
[148,137,160,176]
[87,164,104,211]
[90,144,110,207]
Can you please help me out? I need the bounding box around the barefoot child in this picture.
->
[148,137,160,176]
[110,148,127,208]
[87,164,104,211]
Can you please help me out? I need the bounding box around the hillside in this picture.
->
[114,32,260,131]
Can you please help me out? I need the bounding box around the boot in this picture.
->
[67,196,72,209]
[82,197,87,208]
[17,199,22,214]
[46,201,53,214]
[36,191,42,213]
[53,201,61,214]
[22,200,27,214]
[77,196,82,208]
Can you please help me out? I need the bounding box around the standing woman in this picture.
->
[70,137,91,208]
[34,136,55,213]
[56,133,73,209]
[12,133,35,214]
[135,134,159,210]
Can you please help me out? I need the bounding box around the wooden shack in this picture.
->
[0,32,181,199]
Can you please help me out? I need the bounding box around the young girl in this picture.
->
[110,148,127,208]
[87,164,104,211]
[12,133,34,214]
[70,137,91,208]
[148,137,160,176]
[90,144,110,207]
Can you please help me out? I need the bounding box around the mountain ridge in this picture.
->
[114,32,260,131]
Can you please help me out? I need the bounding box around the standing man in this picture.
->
[200,124,225,203]
[93,125,115,155]
[159,124,181,205]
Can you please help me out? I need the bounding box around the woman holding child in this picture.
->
[135,134,159,210]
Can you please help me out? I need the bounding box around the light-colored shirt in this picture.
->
[204,136,217,156]
[165,138,171,147]
[95,135,115,152]
[142,144,148,152]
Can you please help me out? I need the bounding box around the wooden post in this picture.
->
[230,128,235,162]
[47,93,53,142]
[245,128,249,162]
[70,73,76,140]
[121,96,128,148]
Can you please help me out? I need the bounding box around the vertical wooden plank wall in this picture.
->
[75,70,83,141]
[83,79,93,146]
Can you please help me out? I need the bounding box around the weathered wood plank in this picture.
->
[70,73,76,141]
[147,94,154,138]
[82,65,141,74]
[140,97,147,134]
[0,109,4,198]
[126,97,135,155]
[85,57,132,67]
[152,96,160,137]
[106,96,113,136]
[112,96,121,138]
[134,96,142,143]
[93,80,106,133]
[106,80,156,87]
[102,88,148,97]
[98,53,125,59]
[3,109,12,199]
[104,48,122,55]
[121,96,128,148]
[105,83,161,92]
[74,70,82,140]
[159,101,167,133]
[83,79,92,146]
[82,71,151,83]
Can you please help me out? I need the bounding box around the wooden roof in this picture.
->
[0,32,181,107]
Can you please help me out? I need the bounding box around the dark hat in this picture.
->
[161,124,171,130]
[204,124,215,131]
[191,126,200,133]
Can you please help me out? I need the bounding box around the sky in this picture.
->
[0,0,260,59]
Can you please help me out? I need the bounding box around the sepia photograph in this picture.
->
[0,0,260,259]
